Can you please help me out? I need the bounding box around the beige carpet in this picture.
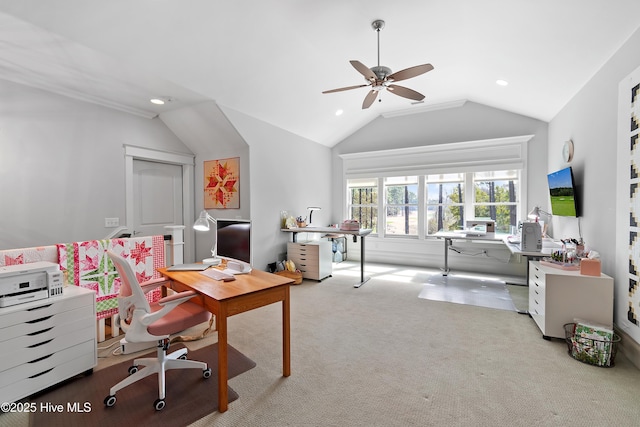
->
[3,261,640,427]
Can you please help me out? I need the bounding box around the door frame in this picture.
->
[124,145,195,262]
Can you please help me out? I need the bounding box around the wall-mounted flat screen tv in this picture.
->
[547,167,578,217]
[216,219,251,263]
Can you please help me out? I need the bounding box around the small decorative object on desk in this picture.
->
[564,322,620,367]
[295,216,307,228]
[340,219,360,231]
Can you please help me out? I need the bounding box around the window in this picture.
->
[384,176,418,236]
[473,170,519,233]
[340,135,531,240]
[347,178,378,233]
[426,173,465,234]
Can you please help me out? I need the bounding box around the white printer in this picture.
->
[0,261,63,307]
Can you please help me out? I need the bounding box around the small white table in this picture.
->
[282,227,372,287]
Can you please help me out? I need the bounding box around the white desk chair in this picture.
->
[103,251,212,411]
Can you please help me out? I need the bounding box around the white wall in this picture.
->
[331,101,548,278]
[549,26,640,353]
[0,79,193,250]
[159,101,250,262]
[221,106,333,272]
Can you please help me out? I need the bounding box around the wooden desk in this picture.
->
[158,267,293,413]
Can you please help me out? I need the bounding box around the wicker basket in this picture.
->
[275,270,303,285]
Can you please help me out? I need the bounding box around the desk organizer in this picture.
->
[540,259,580,271]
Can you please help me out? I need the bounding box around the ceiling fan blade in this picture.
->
[322,84,369,94]
[350,60,376,81]
[387,64,434,82]
[362,90,378,109]
[387,84,425,101]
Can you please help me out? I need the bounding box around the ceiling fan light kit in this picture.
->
[323,19,434,109]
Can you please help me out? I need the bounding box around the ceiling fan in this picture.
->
[323,19,434,109]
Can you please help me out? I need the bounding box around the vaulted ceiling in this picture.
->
[1,1,639,147]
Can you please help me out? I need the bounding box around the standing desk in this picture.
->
[281,227,372,288]
[158,267,293,413]
[432,231,510,275]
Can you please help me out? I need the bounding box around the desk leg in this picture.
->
[354,235,370,288]
[441,238,451,276]
[217,306,229,413]
[283,286,291,377]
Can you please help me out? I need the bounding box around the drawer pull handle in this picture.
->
[27,327,53,336]
[27,304,53,312]
[29,368,54,379]
[29,354,54,364]
[26,316,53,324]
[28,339,53,348]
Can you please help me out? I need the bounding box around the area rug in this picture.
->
[418,274,516,311]
[29,343,255,427]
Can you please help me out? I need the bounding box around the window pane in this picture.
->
[350,207,377,233]
[386,206,418,235]
[427,205,464,233]
[347,178,378,233]
[473,171,518,234]
[426,174,464,235]
[385,184,418,204]
[426,182,464,204]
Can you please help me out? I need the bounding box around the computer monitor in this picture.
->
[216,219,251,264]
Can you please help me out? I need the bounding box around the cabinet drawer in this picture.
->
[0,291,94,328]
[0,340,96,404]
[0,304,94,344]
[287,243,320,256]
[0,321,95,371]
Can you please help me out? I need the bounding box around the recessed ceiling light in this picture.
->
[496,79,509,86]
[335,109,344,116]
[150,98,165,105]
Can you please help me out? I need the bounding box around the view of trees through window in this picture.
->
[347,170,519,236]
[385,177,417,236]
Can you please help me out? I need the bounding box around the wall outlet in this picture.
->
[104,217,119,228]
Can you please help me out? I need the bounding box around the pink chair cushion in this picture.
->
[147,302,212,336]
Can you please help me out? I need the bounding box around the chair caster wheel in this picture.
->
[203,368,212,379]
[154,398,166,411]
[128,365,139,375]
[104,395,116,407]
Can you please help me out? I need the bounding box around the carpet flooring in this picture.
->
[28,343,255,427]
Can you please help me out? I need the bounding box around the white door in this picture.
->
[132,160,183,237]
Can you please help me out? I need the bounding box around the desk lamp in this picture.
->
[527,206,551,238]
[527,206,551,221]
[307,206,321,226]
[193,210,220,264]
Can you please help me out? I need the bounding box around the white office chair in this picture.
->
[103,251,212,411]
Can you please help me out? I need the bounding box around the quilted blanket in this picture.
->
[57,236,165,320]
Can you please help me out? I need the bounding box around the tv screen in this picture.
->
[216,219,251,264]
[547,167,578,217]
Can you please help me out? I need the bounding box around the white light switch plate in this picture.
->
[104,217,119,227]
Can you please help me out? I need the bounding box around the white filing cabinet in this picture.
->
[287,241,332,281]
[528,261,613,339]
[0,286,97,403]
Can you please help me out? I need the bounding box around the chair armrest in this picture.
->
[139,290,199,327]
[139,277,170,294]
[157,290,197,305]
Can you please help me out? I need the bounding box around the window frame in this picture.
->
[340,135,532,239]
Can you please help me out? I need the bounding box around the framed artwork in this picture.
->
[204,157,239,209]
